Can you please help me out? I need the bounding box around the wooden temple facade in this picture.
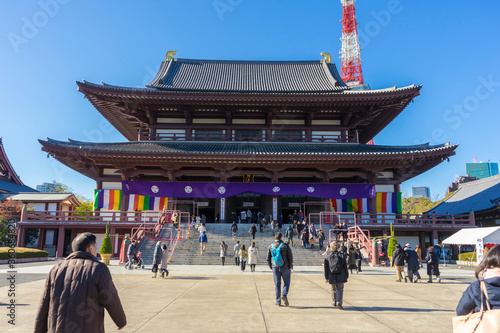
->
[29,52,471,256]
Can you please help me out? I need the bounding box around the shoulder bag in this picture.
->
[452,281,500,332]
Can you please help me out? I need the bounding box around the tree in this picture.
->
[402,196,446,215]
[387,237,397,258]
[50,180,73,193]
[0,200,24,220]
[75,195,93,212]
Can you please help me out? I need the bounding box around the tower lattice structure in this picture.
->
[340,0,364,86]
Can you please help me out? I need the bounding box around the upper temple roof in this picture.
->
[146,58,348,93]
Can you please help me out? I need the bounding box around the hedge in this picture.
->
[459,252,477,261]
[0,247,48,260]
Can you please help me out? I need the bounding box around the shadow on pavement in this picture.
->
[343,306,451,312]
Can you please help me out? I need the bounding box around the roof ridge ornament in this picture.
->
[166,50,177,62]
[321,52,332,64]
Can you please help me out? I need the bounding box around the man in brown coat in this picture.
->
[34,232,126,332]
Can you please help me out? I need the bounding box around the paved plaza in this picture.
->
[0,261,475,333]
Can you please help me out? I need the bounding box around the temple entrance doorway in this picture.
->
[281,195,305,224]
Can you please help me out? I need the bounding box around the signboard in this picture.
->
[288,202,300,208]
[197,202,209,207]
[476,238,484,264]
[273,198,278,221]
[220,198,225,221]
[243,202,254,207]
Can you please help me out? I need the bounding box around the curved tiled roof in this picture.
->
[40,138,457,157]
[431,175,500,215]
[146,59,348,93]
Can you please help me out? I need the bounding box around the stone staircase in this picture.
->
[140,224,342,266]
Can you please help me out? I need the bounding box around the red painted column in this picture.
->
[38,229,45,250]
[56,226,65,257]
[110,225,117,258]
[17,225,25,247]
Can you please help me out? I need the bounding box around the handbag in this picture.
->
[452,281,500,332]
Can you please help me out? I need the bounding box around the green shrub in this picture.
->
[0,247,48,260]
[459,252,477,261]
[387,237,397,257]
[99,235,113,254]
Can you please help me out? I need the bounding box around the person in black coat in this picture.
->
[425,246,441,283]
[404,244,421,283]
[392,243,407,282]
[324,241,349,310]
[457,245,500,315]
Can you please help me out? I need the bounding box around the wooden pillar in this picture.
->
[38,229,45,250]
[17,225,25,247]
[56,226,65,258]
[110,225,117,258]
[431,229,439,246]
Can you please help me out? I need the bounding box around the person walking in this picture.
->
[248,241,259,272]
[125,240,136,270]
[309,224,317,239]
[239,244,248,271]
[160,244,169,278]
[266,232,294,306]
[286,225,294,246]
[392,243,407,282]
[240,210,247,223]
[34,232,126,332]
[231,221,238,239]
[404,244,421,282]
[341,222,348,242]
[415,244,422,267]
[198,222,206,234]
[234,241,241,266]
[152,241,162,278]
[296,220,303,240]
[220,241,228,266]
[199,230,208,255]
[347,243,357,274]
[301,229,309,249]
[250,223,257,240]
[317,228,325,251]
[456,245,500,315]
[353,241,365,273]
[425,246,441,283]
[324,241,349,310]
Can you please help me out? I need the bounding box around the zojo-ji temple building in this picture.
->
[20,51,475,257]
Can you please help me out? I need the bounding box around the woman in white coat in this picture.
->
[248,241,259,272]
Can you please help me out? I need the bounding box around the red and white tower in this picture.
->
[340,0,364,86]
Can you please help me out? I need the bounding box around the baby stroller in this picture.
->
[379,252,388,267]
[133,252,145,269]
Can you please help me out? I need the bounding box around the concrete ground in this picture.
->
[0,260,476,333]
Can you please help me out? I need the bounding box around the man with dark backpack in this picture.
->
[324,241,349,310]
[266,232,294,306]
[231,221,238,239]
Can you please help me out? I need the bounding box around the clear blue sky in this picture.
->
[1,0,499,200]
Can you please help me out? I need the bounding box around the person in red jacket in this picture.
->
[34,232,126,333]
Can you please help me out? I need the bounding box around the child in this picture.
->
[309,236,315,250]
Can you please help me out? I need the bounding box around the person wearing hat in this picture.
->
[404,244,421,282]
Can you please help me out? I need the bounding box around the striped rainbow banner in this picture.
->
[376,192,402,213]
[331,198,369,213]
[330,192,402,213]
[128,194,168,211]
[93,189,122,210]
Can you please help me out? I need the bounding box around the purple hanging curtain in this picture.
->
[122,181,375,199]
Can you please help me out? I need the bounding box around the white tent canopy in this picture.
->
[443,227,500,246]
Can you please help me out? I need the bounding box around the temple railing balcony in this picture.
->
[307,212,476,230]
[143,133,358,143]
